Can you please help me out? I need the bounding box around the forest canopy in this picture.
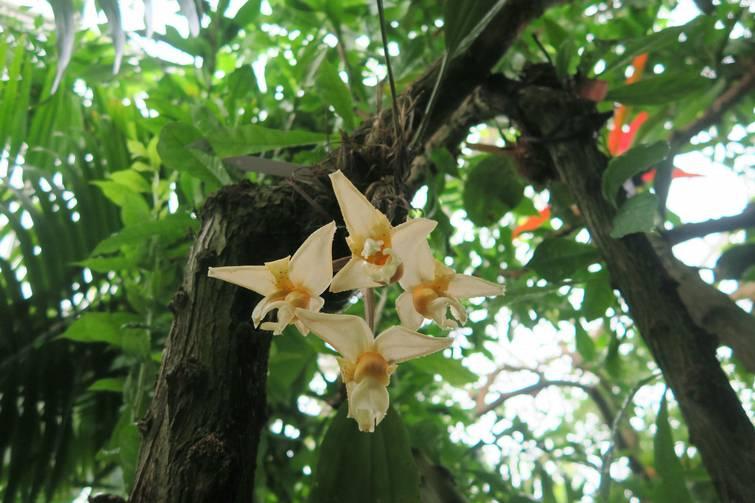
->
[0,0,753,502]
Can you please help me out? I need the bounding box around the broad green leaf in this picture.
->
[653,391,693,502]
[76,255,136,273]
[158,122,226,186]
[92,212,197,255]
[88,377,125,393]
[605,71,713,106]
[610,192,658,238]
[407,352,477,387]
[60,312,149,357]
[316,59,357,130]
[463,156,524,226]
[429,147,459,178]
[108,411,141,490]
[207,124,325,157]
[527,238,600,282]
[310,404,421,503]
[602,141,668,204]
[582,270,612,321]
[574,322,596,362]
[49,0,75,93]
[267,328,317,403]
[601,21,700,74]
[109,170,151,193]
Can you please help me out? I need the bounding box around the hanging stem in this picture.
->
[376,0,400,138]
[362,288,376,331]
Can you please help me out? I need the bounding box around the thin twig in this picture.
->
[531,33,554,66]
[597,373,662,500]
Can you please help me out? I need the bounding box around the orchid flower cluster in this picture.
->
[208,170,504,432]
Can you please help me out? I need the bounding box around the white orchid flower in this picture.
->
[328,170,436,292]
[397,241,504,330]
[207,221,336,336]
[295,309,452,432]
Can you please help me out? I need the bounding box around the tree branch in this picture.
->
[669,56,755,152]
[664,204,755,245]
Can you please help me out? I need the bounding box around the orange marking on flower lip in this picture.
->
[285,289,311,310]
[354,351,390,385]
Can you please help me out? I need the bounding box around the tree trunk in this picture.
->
[130,183,302,502]
[507,77,755,501]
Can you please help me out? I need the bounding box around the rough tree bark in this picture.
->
[488,72,755,501]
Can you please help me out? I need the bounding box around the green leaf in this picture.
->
[527,238,600,282]
[59,312,149,357]
[93,181,151,226]
[602,141,669,204]
[582,270,613,321]
[715,243,755,280]
[310,404,421,503]
[601,21,697,75]
[88,377,125,393]
[76,255,136,273]
[444,0,500,58]
[429,147,459,178]
[653,391,692,503]
[605,71,713,106]
[407,352,477,387]
[610,192,658,238]
[92,212,197,255]
[109,170,151,193]
[574,321,596,362]
[207,124,325,157]
[463,156,524,226]
[316,59,357,130]
[555,39,576,80]
[267,329,317,403]
[158,122,226,187]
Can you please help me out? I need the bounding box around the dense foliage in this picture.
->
[0,0,753,501]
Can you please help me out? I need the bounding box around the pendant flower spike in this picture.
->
[207,221,336,336]
[397,240,504,330]
[295,309,452,432]
[329,170,436,292]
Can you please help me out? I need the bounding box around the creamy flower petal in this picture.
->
[391,217,436,259]
[329,170,389,239]
[426,297,463,329]
[307,296,325,312]
[294,309,373,361]
[446,274,504,298]
[207,265,277,296]
[398,238,436,290]
[349,377,389,432]
[260,303,295,335]
[329,257,381,292]
[293,320,309,336]
[289,221,336,294]
[396,291,424,330]
[251,294,273,327]
[344,381,356,418]
[375,326,453,364]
